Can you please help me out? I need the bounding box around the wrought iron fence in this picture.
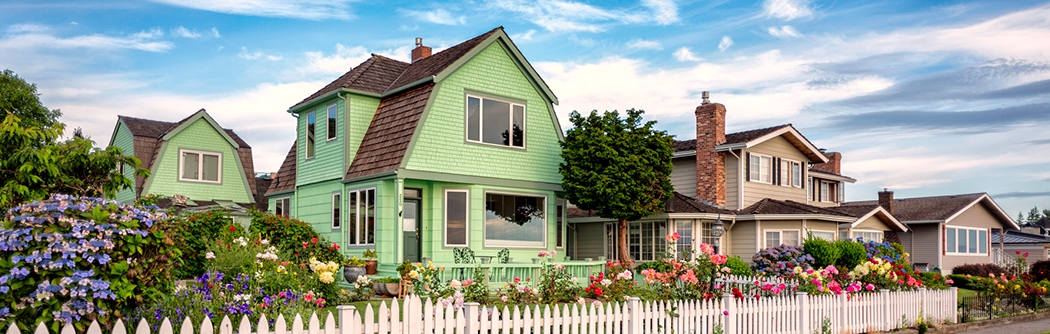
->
[958,294,1047,322]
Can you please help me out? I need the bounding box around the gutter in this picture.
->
[289,88,383,115]
[341,171,398,184]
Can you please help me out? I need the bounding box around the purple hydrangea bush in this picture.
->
[750,245,815,277]
[0,195,180,331]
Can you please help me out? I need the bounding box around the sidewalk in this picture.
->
[957,316,1050,334]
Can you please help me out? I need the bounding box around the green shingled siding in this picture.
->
[145,118,252,203]
[292,180,343,250]
[346,94,380,170]
[404,42,562,184]
[297,98,345,186]
[111,123,136,203]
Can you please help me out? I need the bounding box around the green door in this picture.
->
[403,199,421,262]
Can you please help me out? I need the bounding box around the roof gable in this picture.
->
[267,141,297,195]
[673,124,827,163]
[842,193,1018,230]
[162,109,241,148]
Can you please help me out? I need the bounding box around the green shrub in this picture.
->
[248,210,345,264]
[635,260,673,273]
[803,237,840,268]
[948,274,975,290]
[0,195,181,331]
[725,256,753,276]
[166,209,234,278]
[835,240,868,269]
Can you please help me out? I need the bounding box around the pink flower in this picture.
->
[866,284,875,291]
[1024,252,1030,257]
[698,243,715,256]
[1017,250,1022,255]
[666,232,680,242]
[709,254,727,265]
[945,279,954,284]
[723,310,729,316]
[538,251,549,257]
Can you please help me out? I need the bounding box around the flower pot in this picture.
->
[344,266,366,284]
[365,260,378,275]
[373,282,388,296]
[385,283,400,296]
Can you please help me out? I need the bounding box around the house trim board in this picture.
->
[943,194,1020,230]
[398,169,562,192]
[433,32,558,105]
[140,141,167,196]
[809,171,857,183]
[290,88,382,115]
[161,110,240,149]
[735,214,855,222]
[755,220,762,253]
[399,81,443,171]
[715,127,827,163]
[852,207,909,232]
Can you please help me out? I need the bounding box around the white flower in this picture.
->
[357,275,369,284]
[501,295,509,302]
[261,239,270,245]
[601,279,612,286]
[577,297,585,304]
[450,279,462,290]
[205,252,215,259]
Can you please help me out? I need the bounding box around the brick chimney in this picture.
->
[826,152,842,174]
[695,91,727,207]
[411,37,431,63]
[878,189,894,214]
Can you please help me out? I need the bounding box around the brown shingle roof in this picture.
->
[345,84,434,180]
[841,193,985,222]
[266,141,297,195]
[737,198,852,216]
[117,112,256,199]
[291,28,501,110]
[566,192,734,219]
[672,124,791,152]
[829,204,881,218]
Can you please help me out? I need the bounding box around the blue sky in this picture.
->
[2,0,1049,218]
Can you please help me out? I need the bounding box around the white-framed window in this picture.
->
[466,95,525,148]
[852,230,883,242]
[331,192,341,230]
[749,153,772,184]
[117,162,125,175]
[676,220,694,259]
[275,197,290,218]
[791,161,802,187]
[326,104,337,141]
[946,226,987,255]
[807,177,814,201]
[306,112,316,159]
[779,159,802,187]
[179,149,221,183]
[347,188,375,245]
[445,190,469,247]
[765,230,800,249]
[484,192,546,248]
[839,230,849,240]
[603,221,667,261]
[820,181,830,202]
[808,230,836,241]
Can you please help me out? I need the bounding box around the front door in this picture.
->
[403,199,421,262]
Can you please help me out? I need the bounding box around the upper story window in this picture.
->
[749,153,772,183]
[778,159,802,188]
[179,149,221,183]
[466,95,525,148]
[306,112,316,159]
[275,197,290,218]
[765,230,800,248]
[791,162,802,187]
[326,104,337,141]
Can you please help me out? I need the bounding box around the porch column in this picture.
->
[395,178,404,265]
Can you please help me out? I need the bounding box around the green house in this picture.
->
[265,27,578,275]
[108,109,261,220]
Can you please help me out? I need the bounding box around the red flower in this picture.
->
[230,226,236,232]
[311,237,318,244]
[303,242,308,249]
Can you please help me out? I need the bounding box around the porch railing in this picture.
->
[429,260,606,285]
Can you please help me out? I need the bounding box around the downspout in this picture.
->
[337,91,349,256]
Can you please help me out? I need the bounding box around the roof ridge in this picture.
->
[725,123,791,137]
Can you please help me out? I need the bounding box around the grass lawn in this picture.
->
[958,288,977,299]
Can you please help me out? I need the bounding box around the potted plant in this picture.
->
[363,249,378,275]
[396,259,414,280]
[373,277,401,296]
[342,256,367,283]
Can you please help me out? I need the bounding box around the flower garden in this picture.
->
[0,195,1046,333]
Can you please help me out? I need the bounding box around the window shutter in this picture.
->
[987,228,991,257]
[943,225,947,255]
[745,153,751,182]
[774,158,780,185]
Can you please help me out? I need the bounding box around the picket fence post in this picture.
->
[797,292,809,334]
[336,305,355,334]
[919,288,928,321]
[627,297,642,334]
[878,289,889,331]
[463,302,480,334]
[722,292,736,334]
[949,287,958,323]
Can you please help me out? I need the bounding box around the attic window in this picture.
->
[466,95,525,148]
[326,104,337,141]
[179,149,221,183]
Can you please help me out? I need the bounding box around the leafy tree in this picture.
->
[559,109,674,264]
[1043,209,1050,222]
[0,70,146,208]
[1018,211,1028,225]
[1028,206,1042,225]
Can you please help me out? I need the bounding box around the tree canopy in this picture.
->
[0,69,146,208]
[559,109,674,264]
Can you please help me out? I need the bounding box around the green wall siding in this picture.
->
[345,95,380,171]
[146,118,252,203]
[293,180,343,250]
[111,123,137,203]
[404,43,562,184]
[297,98,345,186]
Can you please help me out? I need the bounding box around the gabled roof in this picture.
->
[266,141,297,195]
[842,193,1019,230]
[290,27,556,112]
[567,192,734,219]
[673,124,827,163]
[345,84,433,180]
[829,204,908,232]
[737,198,852,218]
[114,110,256,198]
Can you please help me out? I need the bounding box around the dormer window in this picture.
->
[179,149,221,183]
[466,95,525,148]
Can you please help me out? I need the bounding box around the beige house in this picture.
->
[566,94,908,262]
[840,192,1019,274]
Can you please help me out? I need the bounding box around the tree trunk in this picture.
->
[617,218,632,265]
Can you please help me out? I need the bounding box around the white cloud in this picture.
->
[642,0,679,25]
[172,26,201,38]
[768,25,802,38]
[211,28,221,38]
[672,47,701,62]
[512,29,537,41]
[487,0,675,32]
[149,0,355,20]
[763,0,814,20]
[627,39,662,50]
[399,8,465,25]
[0,26,173,52]
[296,43,416,76]
[238,47,282,61]
[718,36,733,52]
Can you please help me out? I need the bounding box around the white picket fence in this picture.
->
[5,288,956,334]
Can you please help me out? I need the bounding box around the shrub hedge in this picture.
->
[835,240,869,269]
[803,237,840,268]
[248,210,345,264]
[1031,260,1050,282]
[951,263,1008,277]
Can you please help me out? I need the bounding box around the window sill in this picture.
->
[178,178,222,184]
[945,252,989,256]
[465,139,526,151]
